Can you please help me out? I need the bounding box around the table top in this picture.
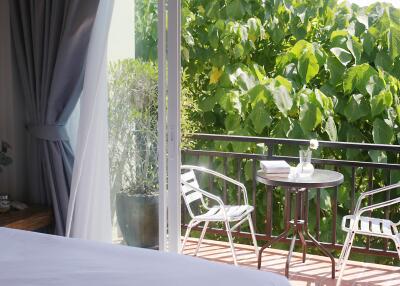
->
[257,169,344,189]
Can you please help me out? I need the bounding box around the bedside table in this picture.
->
[0,205,53,231]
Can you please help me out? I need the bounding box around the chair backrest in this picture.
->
[181,169,204,219]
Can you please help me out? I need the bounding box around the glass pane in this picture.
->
[108,0,159,249]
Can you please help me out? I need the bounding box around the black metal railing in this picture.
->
[181,133,400,260]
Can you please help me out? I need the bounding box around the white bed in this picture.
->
[0,228,289,286]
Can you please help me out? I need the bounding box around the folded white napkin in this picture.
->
[260,160,291,174]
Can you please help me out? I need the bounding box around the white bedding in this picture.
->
[0,228,289,286]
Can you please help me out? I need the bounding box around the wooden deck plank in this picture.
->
[183,238,400,286]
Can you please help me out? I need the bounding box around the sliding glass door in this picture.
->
[107,0,181,252]
[108,0,161,249]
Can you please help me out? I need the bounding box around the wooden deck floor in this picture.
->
[182,238,400,286]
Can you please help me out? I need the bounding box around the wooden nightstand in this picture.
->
[0,206,53,231]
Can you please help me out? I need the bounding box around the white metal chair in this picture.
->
[180,165,258,265]
[337,183,400,285]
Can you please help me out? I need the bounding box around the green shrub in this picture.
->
[108,59,158,198]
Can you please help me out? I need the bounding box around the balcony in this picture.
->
[181,133,400,285]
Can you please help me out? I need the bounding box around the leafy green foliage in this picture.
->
[108,59,159,196]
[177,0,400,148]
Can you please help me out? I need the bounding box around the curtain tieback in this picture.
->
[27,124,69,141]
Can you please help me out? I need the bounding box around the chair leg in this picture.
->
[194,221,209,256]
[395,238,400,259]
[180,220,194,254]
[337,231,351,269]
[248,215,258,256]
[225,221,238,266]
[336,232,355,286]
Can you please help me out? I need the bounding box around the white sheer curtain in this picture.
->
[66,0,114,242]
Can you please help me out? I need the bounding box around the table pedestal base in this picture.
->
[257,188,335,279]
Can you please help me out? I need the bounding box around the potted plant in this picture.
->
[0,141,12,172]
[109,59,159,248]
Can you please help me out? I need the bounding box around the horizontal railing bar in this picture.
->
[185,225,399,258]
[188,133,400,153]
[182,150,400,170]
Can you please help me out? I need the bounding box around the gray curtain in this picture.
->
[9,0,100,235]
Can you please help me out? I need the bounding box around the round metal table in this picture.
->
[256,169,344,279]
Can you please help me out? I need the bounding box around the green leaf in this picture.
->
[373,118,394,144]
[325,116,338,141]
[275,75,293,91]
[224,114,241,131]
[248,84,269,107]
[371,90,393,117]
[313,43,327,66]
[311,89,333,111]
[252,64,267,83]
[326,56,345,85]
[229,67,255,91]
[299,102,322,131]
[205,1,220,18]
[343,64,378,94]
[365,74,385,97]
[198,94,216,112]
[346,37,363,64]
[343,94,370,122]
[226,0,245,20]
[298,49,319,83]
[244,160,253,181]
[269,17,285,44]
[271,117,292,138]
[390,170,400,184]
[219,91,241,113]
[388,26,400,60]
[249,104,271,134]
[289,40,322,83]
[208,27,219,49]
[330,30,348,49]
[374,50,393,72]
[320,189,331,210]
[269,83,293,116]
[362,31,375,56]
[356,14,369,29]
[368,150,387,163]
[330,47,353,66]
[233,43,244,58]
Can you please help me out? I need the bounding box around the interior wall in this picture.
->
[107,0,135,62]
[0,0,27,201]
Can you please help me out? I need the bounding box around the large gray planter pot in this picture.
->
[116,192,158,249]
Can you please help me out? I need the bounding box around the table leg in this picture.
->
[285,190,304,277]
[303,190,336,279]
[298,229,307,263]
[285,232,297,277]
[257,228,291,270]
[258,189,292,270]
[297,191,307,263]
[304,231,336,278]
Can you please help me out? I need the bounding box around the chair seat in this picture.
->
[194,205,254,222]
[342,215,397,238]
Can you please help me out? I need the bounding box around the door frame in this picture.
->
[158,0,181,253]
